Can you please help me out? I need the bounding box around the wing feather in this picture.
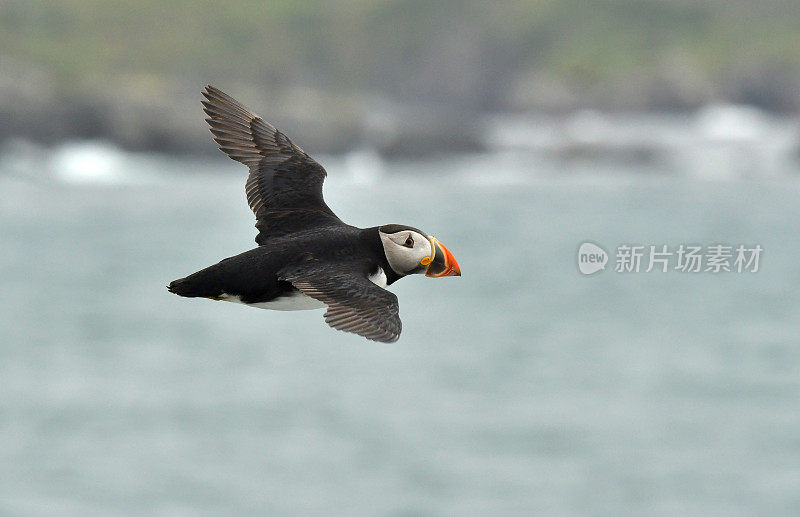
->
[283,264,402,343]
[202,85,342,243]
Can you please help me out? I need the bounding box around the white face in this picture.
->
[379,229,433,275]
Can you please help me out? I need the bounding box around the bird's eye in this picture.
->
[404,236,414,248]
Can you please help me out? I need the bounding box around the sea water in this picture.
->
[1,140,799,515]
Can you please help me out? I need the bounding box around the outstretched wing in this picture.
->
[202,85,342,244]
[281,262,402,343]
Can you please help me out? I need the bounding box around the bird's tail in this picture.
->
[167,270,224,299]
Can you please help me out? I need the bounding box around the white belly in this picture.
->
[216,267,387,312]
[218,291,326,311]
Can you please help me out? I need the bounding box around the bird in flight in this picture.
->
[168,86,461,342]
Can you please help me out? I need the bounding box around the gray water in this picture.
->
[1,145,800,516]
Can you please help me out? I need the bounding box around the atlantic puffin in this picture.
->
[168,86,461,343]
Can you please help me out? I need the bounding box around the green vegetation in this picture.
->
[2,0,799,111]
[1,1,798,154]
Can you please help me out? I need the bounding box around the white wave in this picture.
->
[695,103,770,142]
[484,106,800,179]
[49,140,132,184]
[342,148,386,186]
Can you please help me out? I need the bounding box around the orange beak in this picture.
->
[424,237,461,277]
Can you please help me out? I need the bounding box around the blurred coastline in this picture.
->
[2,0,800,158]
[3,105,798,186]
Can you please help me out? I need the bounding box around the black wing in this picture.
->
[281,262,402,343]
[202,85,342,244]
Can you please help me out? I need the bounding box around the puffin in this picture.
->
[168,86,461,343]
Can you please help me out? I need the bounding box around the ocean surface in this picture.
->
[2,116,800,515]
